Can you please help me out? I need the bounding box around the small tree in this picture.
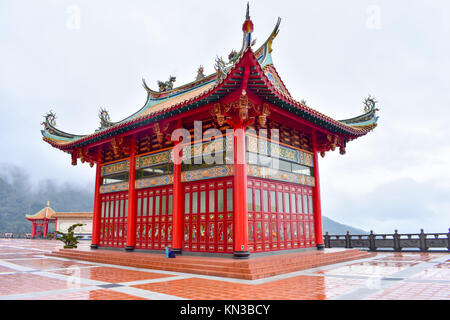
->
[55,223,85,248]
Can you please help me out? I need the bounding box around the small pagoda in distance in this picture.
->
[26,201,93,239]
[25,201,56,238]
[40,5,378,258]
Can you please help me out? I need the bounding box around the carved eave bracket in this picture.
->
[79,147,96,167]
[71,149,78,166]
[214,91,270,129]
[71,147,98,167]
[318,134,347,157]
[111,136,124,156]
[256,102,270,128]
[211,103,226,126]
[153,121,173,146]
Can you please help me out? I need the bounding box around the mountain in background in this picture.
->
[322,216,368,235]
[0,164,93,233]
[0,164,366,235]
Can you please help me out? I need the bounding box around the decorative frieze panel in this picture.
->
[101,160,129,177]
[99,182,129,194]
[136,150,172,169]
[181,137,231,161]
[135,174,174,189]
[247,135,314,167]
[181,165,234,183]
[247,165,315,187]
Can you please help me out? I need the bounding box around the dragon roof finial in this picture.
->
[196,65,205,81]
[99,107,112,129]
[214,56,227,82]
[42,110,57,128]
[363,95,378,113]
[157,76,176,92]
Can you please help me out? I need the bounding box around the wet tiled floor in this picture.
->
[0,239,448,300]
[52,266,176,283]
[316,260,419,277]
[133,274,367,300]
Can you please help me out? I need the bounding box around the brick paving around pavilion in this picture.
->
[0,239,448,300]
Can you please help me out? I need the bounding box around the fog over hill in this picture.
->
[0,164,93,233]
[0,163,365,234]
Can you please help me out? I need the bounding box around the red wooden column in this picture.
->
[233,124,250,259]
[44,221,48,238]
[125,136,137,251]
[54,219,58,240]
[312,131,325,250]
[171,140,183,254]
[31,223,36,238]
[90,151,102,249]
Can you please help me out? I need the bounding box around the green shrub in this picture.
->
[55,223,85,248]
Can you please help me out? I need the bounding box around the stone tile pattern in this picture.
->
[48,246,376,280]
[0,239,449,300]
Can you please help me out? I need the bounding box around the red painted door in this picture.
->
[247,177,315,252]
[99,191,128,248]
[183,178,233,253]
[135,186,173,250]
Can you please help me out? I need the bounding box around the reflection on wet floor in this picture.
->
[0,239,448,300]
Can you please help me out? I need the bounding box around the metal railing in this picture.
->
[0,232,32,239]
[0,232,91,240]
[3,229,450,251]
[323,229,450,252]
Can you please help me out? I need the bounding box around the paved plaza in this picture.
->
[0,239,448,300]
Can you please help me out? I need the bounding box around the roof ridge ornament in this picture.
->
[42,110,57,128]
[214,56,227,82]
[196,65,205,81]
[158,76,176,92]
[228,50,239,64]
[242,2,254,49]
[363,95,378,113]
[98,107,113,130]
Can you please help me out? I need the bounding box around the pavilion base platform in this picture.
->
[47,248,376,280]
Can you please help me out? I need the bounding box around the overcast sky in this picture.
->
[1,0,449,233]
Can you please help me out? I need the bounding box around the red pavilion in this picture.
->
[41,6,378,259]
[25,201,57,238]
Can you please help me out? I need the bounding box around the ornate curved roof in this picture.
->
[25,202,93,221]
[53,212,93,219]
[25,202,56,221]
[41,8,378,152]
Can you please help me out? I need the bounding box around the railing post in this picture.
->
[447,228,450,252]
[393,229,401,252]
[369,230,376,251]
[345,231,352,248]
[324,232,330,248]
[419,229,426,252]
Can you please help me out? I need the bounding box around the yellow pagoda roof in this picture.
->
[25,201,57,221]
